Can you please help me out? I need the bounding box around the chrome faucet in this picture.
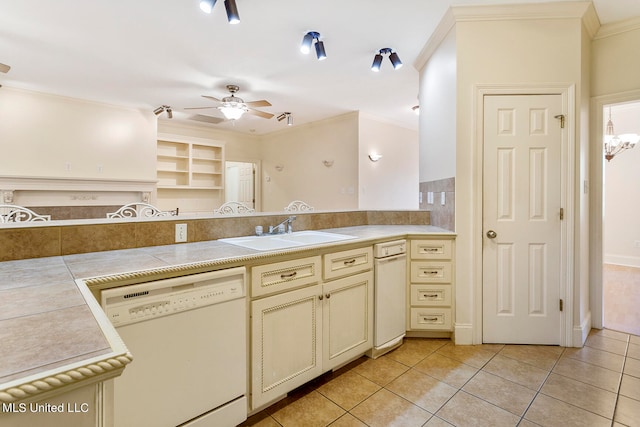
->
[268,215,297,234]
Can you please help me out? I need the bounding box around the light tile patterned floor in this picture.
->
[604,264,640,336]
[240,329,640,427]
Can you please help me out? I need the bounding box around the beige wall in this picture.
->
[259,112,359,212]
[358,114,419,210]
[419,28,457,184]
[0,87,156,180]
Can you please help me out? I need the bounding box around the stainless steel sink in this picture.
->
[219,230,356,251]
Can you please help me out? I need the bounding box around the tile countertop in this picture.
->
[0,225,453,404]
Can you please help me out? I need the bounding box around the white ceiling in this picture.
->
[1,0,638,135]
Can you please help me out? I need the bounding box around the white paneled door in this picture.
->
[482,94,563,344]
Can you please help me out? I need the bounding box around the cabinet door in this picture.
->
[251,285,322,409]
[322,271,373,370]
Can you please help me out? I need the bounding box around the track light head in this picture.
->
[372,48,402,71]
[300,32,315,54]
[371,54,383,72]
[389,51,403,69]
[224,0,240,24]
[301,32,326,60]
[154,105,173,118]
[277,112,293,125]
[315,41,327,60]
[199,0,216,13]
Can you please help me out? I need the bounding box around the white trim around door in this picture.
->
[471,84,575,347]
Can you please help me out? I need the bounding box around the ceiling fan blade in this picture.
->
[245,100,272,107]
[202,95,222,102]
[0,63,10,73]
[246,108,274,120]
[184,106,217,110]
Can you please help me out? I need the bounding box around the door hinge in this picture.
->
[560,208,564,220]
[559,299,564,312]
[554,114,565,129]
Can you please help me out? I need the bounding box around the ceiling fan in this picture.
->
[185,85,274,121]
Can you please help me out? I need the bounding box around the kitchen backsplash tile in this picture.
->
[0,210,432,261]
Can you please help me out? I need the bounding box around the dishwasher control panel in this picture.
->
[101,267,245,327]
[373,240,406,258]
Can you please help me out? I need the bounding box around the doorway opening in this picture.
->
[225,161,258,210]
[601,101,640,336]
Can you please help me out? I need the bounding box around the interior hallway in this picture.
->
[241,329,640,427]
[604,264,640,337]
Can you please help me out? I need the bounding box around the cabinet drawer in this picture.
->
[411,239,452,260]
[410,261,452,283]
[323,246,373,280]
[251,256,321,298]
[410,284,451,306]
[409,307,452,330]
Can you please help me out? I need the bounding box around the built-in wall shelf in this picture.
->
[156,134,226,212]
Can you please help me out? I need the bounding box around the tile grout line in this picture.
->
[609,335,630,425]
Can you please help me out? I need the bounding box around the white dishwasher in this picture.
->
[101,267,247,427]
[369,240,407,359]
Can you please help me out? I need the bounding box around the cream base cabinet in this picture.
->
[323,271,373,371]
[251,284,322,410]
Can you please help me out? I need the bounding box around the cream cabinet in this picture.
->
[250,248,373,411]
[408,238,455,332]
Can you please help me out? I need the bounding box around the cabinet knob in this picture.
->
[318,295,324,300]
[325,293,331,299]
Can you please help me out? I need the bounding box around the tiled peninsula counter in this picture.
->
[0,222,453,426]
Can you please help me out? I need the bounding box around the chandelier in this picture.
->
[604,107,638,162]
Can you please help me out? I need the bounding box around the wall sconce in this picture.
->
[322,160,334,167]
[368,153,382,162]
[275,165,284,172]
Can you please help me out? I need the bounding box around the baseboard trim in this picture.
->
[454,323,474,345]
[573,311,591,347]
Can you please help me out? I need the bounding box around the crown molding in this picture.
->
[595,15,640,40]
[414,1,600,71]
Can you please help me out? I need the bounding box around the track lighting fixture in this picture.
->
[153,105,173,119]
[301,32,327,60]
[277,112,293,126]
[371,48,403,71]
[199,0,240,24]
[412,105,420,115]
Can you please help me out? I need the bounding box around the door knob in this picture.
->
[486,230,497,239]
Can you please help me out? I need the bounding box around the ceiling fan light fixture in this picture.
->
[219,104,246,120]
[224,0,240,24]
[199,0,216,13]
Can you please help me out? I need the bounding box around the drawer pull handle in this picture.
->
[423,248,440,252]
[423,317,439,322]
[343,259,356,265]
[423,270,440,275]
[280,271,298,280]
[423,294,439,298]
